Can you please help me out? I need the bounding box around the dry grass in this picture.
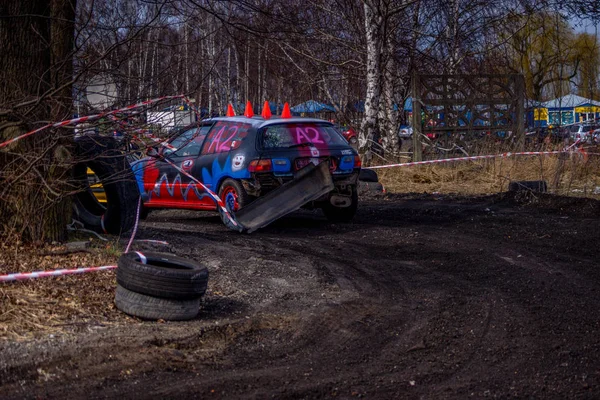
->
[0,239,131,341]
[376,149,600,199]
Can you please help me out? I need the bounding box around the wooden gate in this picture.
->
[411,74,525,161]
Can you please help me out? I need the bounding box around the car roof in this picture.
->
[202,116,335,129]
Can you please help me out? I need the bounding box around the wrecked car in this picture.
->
[131,114,362,226]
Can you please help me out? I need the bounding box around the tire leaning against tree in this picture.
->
[72,136,139,234]
[114,284,201,321]
[116,252,209,300]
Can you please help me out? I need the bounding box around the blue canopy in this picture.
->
[291,100,335,113]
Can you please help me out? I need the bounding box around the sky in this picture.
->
[571,16,600,35]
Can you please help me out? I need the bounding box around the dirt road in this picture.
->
[1,191,600,399]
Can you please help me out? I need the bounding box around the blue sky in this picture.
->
[571,17,599,35]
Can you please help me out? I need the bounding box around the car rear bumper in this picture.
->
[243,170,359,197]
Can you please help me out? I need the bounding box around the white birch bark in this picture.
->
[359,1,383,160]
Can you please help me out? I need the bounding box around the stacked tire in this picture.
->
[115,252,209,321]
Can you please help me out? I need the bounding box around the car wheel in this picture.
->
[218,178,249,212]
[322,186,358,223]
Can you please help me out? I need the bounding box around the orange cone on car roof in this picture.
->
[226,103,236,117]
[244,101,254,118]
[261,101,272,119]
[281,102,292,118]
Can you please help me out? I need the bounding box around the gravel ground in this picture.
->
[1,190,599,399]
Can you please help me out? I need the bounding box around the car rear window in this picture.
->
[261,123,348,149]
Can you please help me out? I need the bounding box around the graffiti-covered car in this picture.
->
[132,115,362,222]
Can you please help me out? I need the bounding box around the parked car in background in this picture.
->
[569,124,597,143]
[398,125,413,139]
[334,124,358,146]
[591,128,600,144]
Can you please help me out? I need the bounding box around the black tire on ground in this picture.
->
[117,252,209,299]
[73,137,140,234]
[508,180,548,193]
[218,178,249,212]
[357,181,384,194]
[359,168,379,183]
[114,284,201,321]
[322,186,358,223]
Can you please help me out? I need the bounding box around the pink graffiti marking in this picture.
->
[295,126,324,144]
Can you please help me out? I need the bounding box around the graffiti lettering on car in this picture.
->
[206,125,238,153]
[151,173,210,202]
[295,126,324,144]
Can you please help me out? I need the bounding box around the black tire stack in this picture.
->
[115,252,209,321]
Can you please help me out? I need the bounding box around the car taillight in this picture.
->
[248,159,272,172]
[354,155,362,168]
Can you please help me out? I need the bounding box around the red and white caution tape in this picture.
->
[368,150,587,170]
[124,197,142,253]
[0,265,117,283]
[0,95,185,149]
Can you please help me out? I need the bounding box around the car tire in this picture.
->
[117,252,209,300]
[358,168,379,183]
[322,186,358,223]
[508,180,547,193]
[73,137,139,234]
[218,178,249,212]
[114,284,201,321]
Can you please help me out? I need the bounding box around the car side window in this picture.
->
[166,125,211,158]
[201,121,251,155]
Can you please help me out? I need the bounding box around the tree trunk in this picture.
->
[359,1,383,163]
[0,0,76,243]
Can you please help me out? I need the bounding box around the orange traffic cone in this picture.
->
[226,103,236,117]
[281,102,292,118]
[244,101,254,118]
[261,101,272,119]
